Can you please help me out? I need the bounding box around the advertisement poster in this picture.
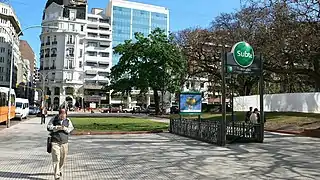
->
[179,92,202,114]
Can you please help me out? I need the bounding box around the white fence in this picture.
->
[233,93,320,113]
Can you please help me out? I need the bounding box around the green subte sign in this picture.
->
[231,41,254,68]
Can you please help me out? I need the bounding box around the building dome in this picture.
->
[45,0,64,8]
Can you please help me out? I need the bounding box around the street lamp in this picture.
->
[4,25,58,128]
[37,72,51,109]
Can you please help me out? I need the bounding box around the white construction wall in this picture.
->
[233,93,320,113]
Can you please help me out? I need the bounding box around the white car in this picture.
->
[122,106,140,113]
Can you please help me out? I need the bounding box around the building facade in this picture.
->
[83,8,112,107]
[40,0,87,110]
[18,40,36,103]
[40,0,112,110]
[106,0,169,66]
[106,0,170,108]
[0,2,22,89]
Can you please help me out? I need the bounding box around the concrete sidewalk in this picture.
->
[0,117,319,179]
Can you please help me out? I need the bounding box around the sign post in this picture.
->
[221,41,264,144]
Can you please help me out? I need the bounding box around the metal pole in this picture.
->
[3,27,15,128]
[258,54,264,143]
[231,76,234,121]
[220,47,227,146]
[5,25,58,128]
[42,74,45,108]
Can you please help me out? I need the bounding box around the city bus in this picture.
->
[0,87,16,123]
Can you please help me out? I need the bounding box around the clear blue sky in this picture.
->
[9,0,240,68]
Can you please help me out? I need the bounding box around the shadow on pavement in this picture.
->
[66,132,320,179]
[0,171,53,180]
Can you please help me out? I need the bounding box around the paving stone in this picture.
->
[0,117,319,179]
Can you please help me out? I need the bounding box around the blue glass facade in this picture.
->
[132,9,150,41]
[112,6,131,66]
[151,12,168,33]
[112,5,168,66]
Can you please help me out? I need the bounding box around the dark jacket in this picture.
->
[47,115,74,144]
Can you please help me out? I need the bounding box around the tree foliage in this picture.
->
[175,0,320,95]
[108,28,187,114]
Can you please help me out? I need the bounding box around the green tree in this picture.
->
[109,28,187,114]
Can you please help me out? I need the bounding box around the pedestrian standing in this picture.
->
[47,109,74,180]
[41,106,48,124]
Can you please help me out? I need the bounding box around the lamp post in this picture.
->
[4,25,58,128]
[37,72,51,109]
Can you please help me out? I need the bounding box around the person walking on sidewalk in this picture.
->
[41,106,48,124]
[47,109,74,180]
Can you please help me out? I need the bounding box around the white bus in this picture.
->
[15,98,29,120]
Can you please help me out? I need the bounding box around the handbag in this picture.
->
[47,137,52,153]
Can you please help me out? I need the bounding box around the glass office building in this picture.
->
[107,0,169,66]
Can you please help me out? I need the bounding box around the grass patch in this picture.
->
[71,117,169,132]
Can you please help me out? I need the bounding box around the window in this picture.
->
[79,39,83,44]
[67,48,74,56]
[45,48,50,56]
[0,37,5,42]
[99,52,109,57]
[68,60,73,69]
[79,61,82,68]
[81,25,84,31]
[70,11,76,20]
[0,47,5,53]
[47,36,50,43]
[200,83,204,88]
[53,35,57,42]
[88,51,97,56]
[0,56,4,63]
[0,76,3,81]
[68,35,73,44]
[51,48,57,54]
[0,66,4,72]
[69,24,75,31]
[79,49,83,58]
[88,42,97,47]
[100,34,110,39]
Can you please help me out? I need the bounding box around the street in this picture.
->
[0,117,319,180]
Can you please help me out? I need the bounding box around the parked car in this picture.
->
[29,106,40,115]
[101,105,121,113]
[123,106,140,113]
[147,105,156,114]
[170,105,179,114]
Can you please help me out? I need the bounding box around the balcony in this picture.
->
[67,41,75,45]
[51,54,57,57]
[41,43,44,46]
[46,42,50,45]
[52,41,57,45]
[85,70,97,75]
[45,54,50,57]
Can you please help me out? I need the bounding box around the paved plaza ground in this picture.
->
[0,117,319,180]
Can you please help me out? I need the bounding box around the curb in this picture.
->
[265,129,320,138]
[71,130,166,136]
[265,129,302,135]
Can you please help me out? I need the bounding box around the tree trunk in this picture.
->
[315,80,320,92]
[153,89,160,115]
